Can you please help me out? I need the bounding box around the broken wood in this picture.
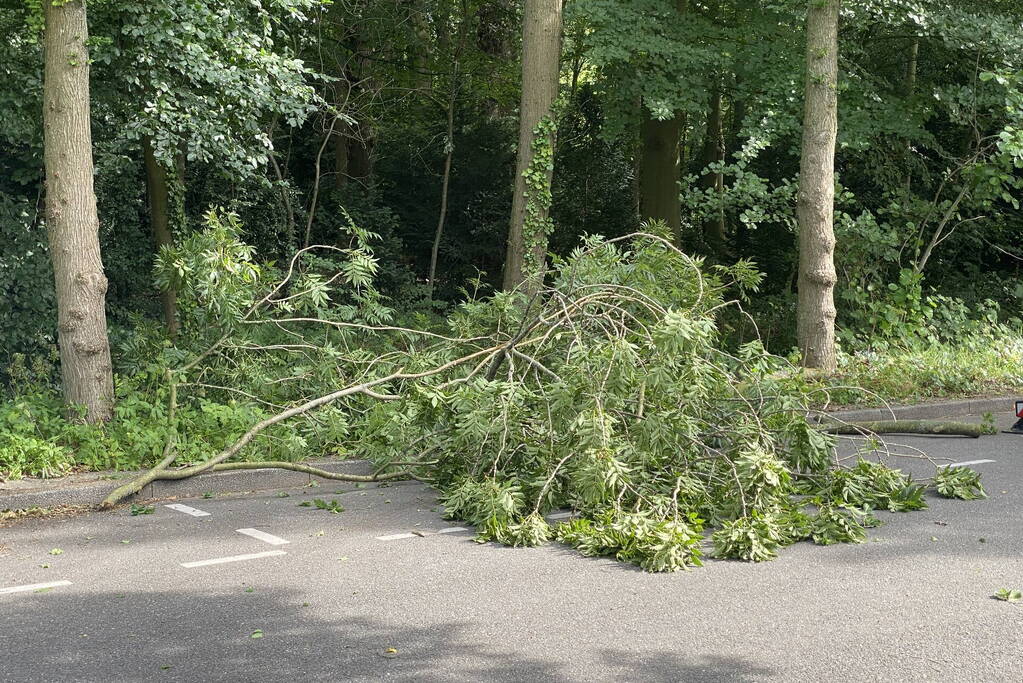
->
[821,420,988,438]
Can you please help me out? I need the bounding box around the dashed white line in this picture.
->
[0,581,73,596]
[436,527,468,534]
[165,503,211,517]
[946,459,996,468]
[236,528,290,546]
[376,532,417,541]
[546,512,573,520]
[180,550,286,568]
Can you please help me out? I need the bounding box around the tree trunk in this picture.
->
[796,0,840,371]
[428,65,458,297]
[699,88,726,256]
[143,137,179,339]
[821,420,986,438]
[728,94,748,252]
[639,113,682,243]
[42,0,114,423]
[903,35,918,192]
[502,0,563,292]
[638,0,688,245]
[333,76,352,190]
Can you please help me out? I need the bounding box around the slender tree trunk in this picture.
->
[699,87,726,256]
[903,36,918,192]
[428,65,459,296]
[728,94,748,251]
[333,76,352,190]
[143,137,179,339]
[639,113,682,242]
[503,0,563,291]
[796,0,840,371]
[42,0,114,422]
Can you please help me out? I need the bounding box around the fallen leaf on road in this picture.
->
[251,629,264,639]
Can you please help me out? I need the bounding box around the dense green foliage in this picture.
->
[1,1,1018,567]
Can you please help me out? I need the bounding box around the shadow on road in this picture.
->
[0,586,772,682]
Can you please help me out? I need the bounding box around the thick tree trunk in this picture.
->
[143,137,179,339]
[699,88,726,256]
[639,113,682,243]
[796,0,839,371]
[638,0,688,245]
[42,0,114,423]
[503,0,563,291]
[348,119,375,181]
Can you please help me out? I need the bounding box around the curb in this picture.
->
[1,459,374,511]
[826,396,1016,423]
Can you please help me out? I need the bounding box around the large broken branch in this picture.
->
[821,420,988,438]
[101,340,513,508]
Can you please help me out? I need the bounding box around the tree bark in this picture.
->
[332,76,352,190]
[699,87,726,256]
[143,137,179,339]
[428,64,459,297]
[639,113,682,243]
[503,0,563,292]
[42,0,114,423]
[638,0,688,245]
[822,420,986,438]
[796,0,840,371]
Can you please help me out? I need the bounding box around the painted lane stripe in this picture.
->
[0,581,72,596]
[165,503,211,517]
[376,532,416,541]
[180,550,286,568]
[236,528,290,546]
[546,512,573,520]
[946,459,996,468]
[436,527,468,534]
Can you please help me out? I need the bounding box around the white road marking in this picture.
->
[180,550,286,568]
[946,459,996,468]
[0,581,72,596]
[236,528,290,546]
[546,512,573,520]
[436,526,468,534]
[165,503,211,517]
[376,532,416,541]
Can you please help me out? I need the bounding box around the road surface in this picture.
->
[2,413,1021,681]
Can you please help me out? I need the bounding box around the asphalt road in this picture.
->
[2,413,1021,682]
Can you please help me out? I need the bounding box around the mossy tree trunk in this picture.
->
[796,0,840,371]
[503,0,563,292]
[42,0,114,423]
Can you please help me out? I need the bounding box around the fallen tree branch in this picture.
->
[101,343,509,508]
[176,461,411,482]
[821,420,988,438]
